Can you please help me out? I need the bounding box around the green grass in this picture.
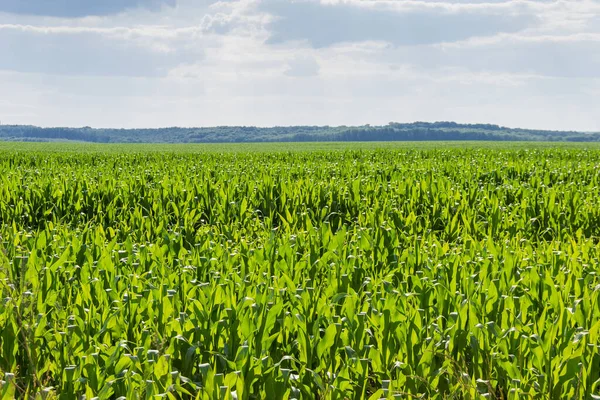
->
[0,142,599,399]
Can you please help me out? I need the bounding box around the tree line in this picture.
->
[0,122,598,143]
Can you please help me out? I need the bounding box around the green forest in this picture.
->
[1,122,598,143]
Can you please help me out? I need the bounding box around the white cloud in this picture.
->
[285,55,320,77]
[0,23,203,38]
[0,0,599,130]
[0,21,212,76]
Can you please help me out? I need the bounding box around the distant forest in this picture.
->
[1,122,598,143]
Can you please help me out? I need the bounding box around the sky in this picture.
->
[1,0,599,131]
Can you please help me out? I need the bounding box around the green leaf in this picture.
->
[317,324,337,359]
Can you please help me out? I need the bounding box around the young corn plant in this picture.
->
[0,144,599,398]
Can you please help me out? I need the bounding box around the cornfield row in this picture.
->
[0,146,599,399]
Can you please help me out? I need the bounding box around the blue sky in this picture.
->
[1,0,599,130]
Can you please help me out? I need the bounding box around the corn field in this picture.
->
[1,145,600,399]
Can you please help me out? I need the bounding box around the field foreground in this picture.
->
[1,143,600,399]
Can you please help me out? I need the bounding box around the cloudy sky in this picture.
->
[1,0,599,130]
